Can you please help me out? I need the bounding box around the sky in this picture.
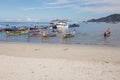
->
[0,0,120,22]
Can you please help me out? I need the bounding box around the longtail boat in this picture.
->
[61,31,75,38]
[6,30,28,36]
[41,32,56,37]
[28,32,41,37]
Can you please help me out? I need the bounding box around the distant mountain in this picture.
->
[87,14,120,23]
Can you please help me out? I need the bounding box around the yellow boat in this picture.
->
[6,30,28,36]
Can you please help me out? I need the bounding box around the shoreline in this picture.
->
[0,41,120,63]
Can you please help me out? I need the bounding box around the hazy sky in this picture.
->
[0,0,120,22]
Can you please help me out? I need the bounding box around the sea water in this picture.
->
[0,22,120,46]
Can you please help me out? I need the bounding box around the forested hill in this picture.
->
[87,14,120,23]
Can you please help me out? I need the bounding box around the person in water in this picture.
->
[104,27,111,37]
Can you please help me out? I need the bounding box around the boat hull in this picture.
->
[6,31,28,36]
[62,33,74,38]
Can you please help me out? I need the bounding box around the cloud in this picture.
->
[21,0,78,10]
[46,4,75,9]
[21,4,74,11]
[21,7,43,11]
[3,18,40,22]
[21,0,120,14]
[47,0,73,5]
[46,0,119,14]
[73,0,120,14]
[25,18,40,22]
[21,8,36,11]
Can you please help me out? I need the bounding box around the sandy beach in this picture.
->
[0,42,120,80]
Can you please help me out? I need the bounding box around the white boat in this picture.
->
[51,19,76,38]
[56,22,68,32]
[51,19,69,32]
